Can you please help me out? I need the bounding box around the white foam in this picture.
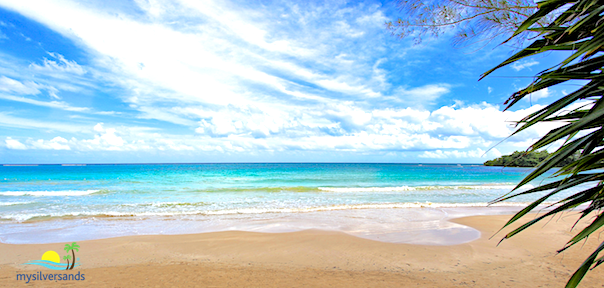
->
[122,202,204,207]
[0,190,100,196]
[2,201,553,221]
[318,185,519,192]
[0,202,32,206]
[202,201,547,214]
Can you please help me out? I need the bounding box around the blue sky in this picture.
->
[0,0,571,163]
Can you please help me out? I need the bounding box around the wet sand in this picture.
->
[1,213,603,287]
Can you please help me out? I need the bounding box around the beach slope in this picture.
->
[1,213,602,287]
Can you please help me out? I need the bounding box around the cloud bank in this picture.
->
[0,0,564,162]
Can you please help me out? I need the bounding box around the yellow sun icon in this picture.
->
[41,250,61,263]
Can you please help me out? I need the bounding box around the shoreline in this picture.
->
[1,213,603,287]
[0,206,541,245]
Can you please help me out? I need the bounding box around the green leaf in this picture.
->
[491,173,602,203]
[508,0,568,39]
[479,1,604,287]
[565,241,604,288]
[501,185,601,241]
[564,212,604,249]
[529,105,604,151]
[513,134,594,191]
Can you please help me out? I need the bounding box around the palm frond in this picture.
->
[485,1,604,287]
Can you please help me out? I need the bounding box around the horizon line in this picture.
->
[1,162,486,166]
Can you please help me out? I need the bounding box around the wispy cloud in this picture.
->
[418,148,501,159]
[0,113,90,133]
[0,0,562,162]
[30,52,86,75]
[0,76,43,95]
[511,59,539,71]
[0,0,395,113]
[0,93,90,112]
[392,84,451,108]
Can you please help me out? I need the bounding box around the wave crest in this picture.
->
[0,201,32,206]
[3,201,552,221]
[0,190,101,196]
[318,185,522,192]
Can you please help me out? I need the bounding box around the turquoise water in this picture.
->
[0,163,583,244]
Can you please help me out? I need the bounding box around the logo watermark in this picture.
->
[16,271,85,283]
[17,242,85,283]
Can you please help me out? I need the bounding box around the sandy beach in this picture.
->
[1,212,603,287]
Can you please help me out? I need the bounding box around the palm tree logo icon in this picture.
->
[63,255,71,270]
[22,242,81,270]
[64,242,80,270]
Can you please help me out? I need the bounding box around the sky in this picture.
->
[0,0,574,164]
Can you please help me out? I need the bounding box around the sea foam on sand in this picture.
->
[0,206,536,245]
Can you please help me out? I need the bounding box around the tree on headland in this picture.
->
[63,255,71,270]
[390,0,604,287]
[64,242,80,270]
[484,150,580,167]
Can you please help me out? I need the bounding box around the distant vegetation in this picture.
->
[484,150,579,167]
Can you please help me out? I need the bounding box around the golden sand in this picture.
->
[1,213,602,287]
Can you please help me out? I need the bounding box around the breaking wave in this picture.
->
[2,201,550,222]
[0,190,102,196]
[318,185,523,192]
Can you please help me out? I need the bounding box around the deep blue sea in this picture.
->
[0,163,581,245]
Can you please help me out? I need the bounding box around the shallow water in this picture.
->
[0,163,587,244]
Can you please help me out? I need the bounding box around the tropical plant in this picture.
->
[64,242,80,270]
[389,0,604,286]
[63,255,71,271]
[480,0,604,287]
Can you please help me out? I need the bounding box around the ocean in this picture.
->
[0,163,579,245]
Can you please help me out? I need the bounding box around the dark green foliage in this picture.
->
[481,1,604,287]
[484,150,580,167]
[390,1,603,286]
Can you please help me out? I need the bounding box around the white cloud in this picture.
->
[0,113,89,133]
[418,148,502,159]
[0,76,63,99]
[526,88,551,101]
[133,0,166,18]
[2,102,561,157]
[0,93,90,112]
[0,1,572,161]
[20,33,31,41]
[5,137,26,150]
[93,123,104,132]
[427,102,521,138]
[511,60,539,71]
[394,84,451,108]
[30,52,86,75]
[0,76,41,95]
[84,123,125,148]
[0,0,396,117]
[29,136,71,150]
